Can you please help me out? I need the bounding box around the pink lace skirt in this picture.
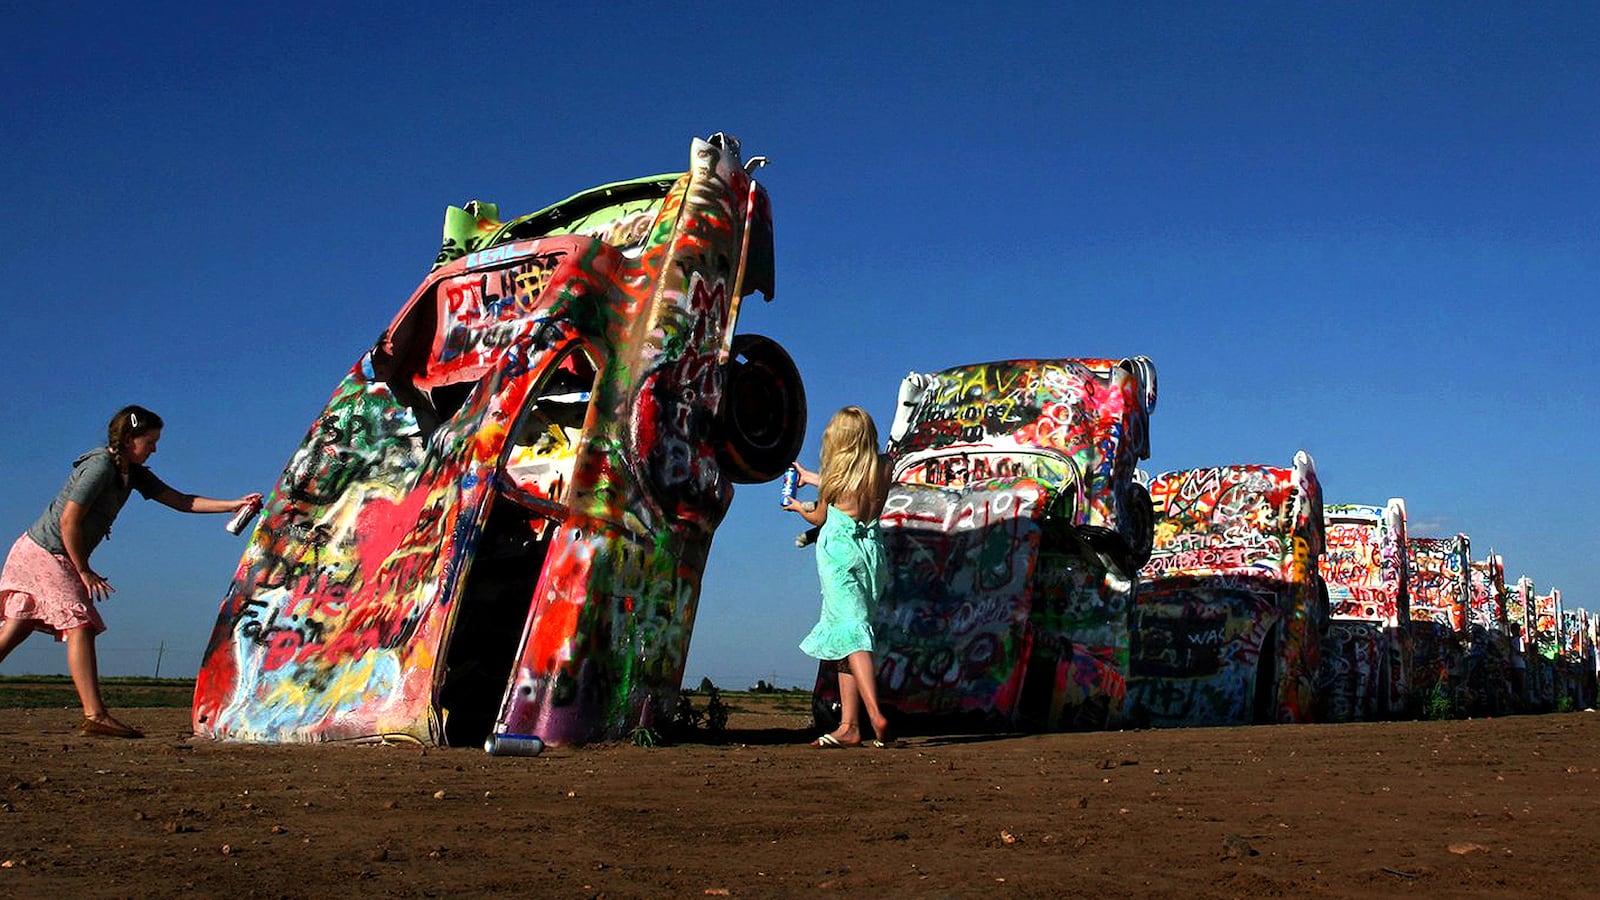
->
[0,534,106,641]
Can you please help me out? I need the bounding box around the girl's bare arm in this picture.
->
[153,489,263,514]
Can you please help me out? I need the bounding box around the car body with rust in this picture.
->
[1127,452,1327,727]
[193,134,805,749]
[813,357,1158,733]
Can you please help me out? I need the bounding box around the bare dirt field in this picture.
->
[3,695,1599,898]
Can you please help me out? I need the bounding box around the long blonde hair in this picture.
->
[818,406,886,520]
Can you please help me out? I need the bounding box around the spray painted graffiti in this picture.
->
[1468,556,1506,633]
[1405,535,1470,715]
[1317,501,1411,721]
[814,358,1157,733]
[1408,536,1469,632]
[888,358,1158,574]
[1129,453,1325,727]
[1321,503,1407,623]
[194,134,805,748]
[1533,588,1563,660]
[1461,555,1515,716]
[1558,607,1594,709]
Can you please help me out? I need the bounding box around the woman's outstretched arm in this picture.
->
[153,489,263,514]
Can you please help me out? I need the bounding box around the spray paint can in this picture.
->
[780,466,799,507]
[484,733,545,757]
[224,497,263,535]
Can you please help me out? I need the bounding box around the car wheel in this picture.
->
[1079,482,1154,574]
[1123,481,1154,570]
[715,334,806,483]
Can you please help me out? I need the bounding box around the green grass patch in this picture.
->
[0,676,195,709]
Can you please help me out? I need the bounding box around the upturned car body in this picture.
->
[1405,534,1471,715]
[813,357,1158,733]
[1463,554,1516,715]
[1559,606,1593,710]
[1317,500,1412,721]
[1529,586,1564,709]
[1128,452,1327,727]
[193,134,805,748]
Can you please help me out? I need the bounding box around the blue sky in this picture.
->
[3,2,1595,686]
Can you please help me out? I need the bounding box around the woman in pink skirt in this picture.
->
[0,406,261,738]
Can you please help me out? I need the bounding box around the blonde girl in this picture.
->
[783,406,893,748]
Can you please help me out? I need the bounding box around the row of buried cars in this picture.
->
[814,368,1592,735]
[188,134,1587,750]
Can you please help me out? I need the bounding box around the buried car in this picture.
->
[1317,500,1411,722]
[1463,553,1516,716]
[1405,534,1471,715]
[1529,585,1563,710]
[1127,452,1327,727]
[193,133,804,748]
[814,357,1158,733]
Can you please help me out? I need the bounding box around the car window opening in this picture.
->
[503,349,598,513]
[427,380,476,424]
[435,347,600,748]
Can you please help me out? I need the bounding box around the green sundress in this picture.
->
[799,505,888,661]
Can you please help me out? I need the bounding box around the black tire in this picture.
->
[716,334,806,483]
[1123,481,1154,570]
[1080,482,1154,575]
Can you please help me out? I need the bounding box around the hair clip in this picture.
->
[129,412,140,428]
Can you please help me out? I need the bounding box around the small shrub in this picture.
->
[1423,682,1453,720]
[704,685,729,734]
[673,690,704,731]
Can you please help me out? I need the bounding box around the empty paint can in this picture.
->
[484,733,545,757]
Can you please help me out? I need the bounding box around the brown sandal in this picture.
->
[81,716,144,739]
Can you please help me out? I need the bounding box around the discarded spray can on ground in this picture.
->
[484,733,545,756]
[225,497,263,535]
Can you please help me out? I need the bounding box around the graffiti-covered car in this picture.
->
[1405,534,1471,716]
[1559,606,1593,710]
[1317,500,1411,722]
[1463,554,1515,716]
[1529,585,1563,710]
[193,133,805,748]
[814,357,1158,733]
[1127,452,1326,727]
[886,358,1159,574]
[1506,574,1536,707]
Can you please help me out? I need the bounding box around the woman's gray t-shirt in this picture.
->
[25,448,171,558]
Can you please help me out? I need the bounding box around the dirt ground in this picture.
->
[2,699,1599,899]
